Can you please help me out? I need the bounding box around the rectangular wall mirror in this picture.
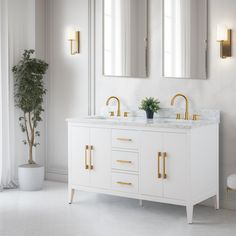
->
[103,0,148,78]
[162,0,208,79]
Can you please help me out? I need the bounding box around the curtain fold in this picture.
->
[0,0,17,190]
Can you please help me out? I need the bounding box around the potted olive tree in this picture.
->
[139,97,160,119]
[12,50,48,191]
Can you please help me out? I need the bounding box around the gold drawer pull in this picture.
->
[116,181,132,186]
[88,145,94,170]
[163,152,167,179]
[117,138,132,142]
[157,152,162,179]
[116,160,132,164]
[85,145,89,170]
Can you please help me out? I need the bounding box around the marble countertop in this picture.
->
[67,109,220,129]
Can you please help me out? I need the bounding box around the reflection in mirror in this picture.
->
[163,0,207,79]
[103,0,148,78]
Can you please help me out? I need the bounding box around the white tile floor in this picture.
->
[0,181,236,236]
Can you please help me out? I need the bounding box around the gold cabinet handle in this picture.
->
[157,152,162,179]
[163,152,167,179]
[85,145,89,170]
[116,181,132,186]
[117,138,132,142]
[88,145,94,170]
[116,160,132,164]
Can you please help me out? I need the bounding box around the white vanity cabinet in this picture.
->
[69,126,111,189]
[68,119,219,224]
[140,131,187,200]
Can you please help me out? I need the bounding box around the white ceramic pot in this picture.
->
[18,164,44,191]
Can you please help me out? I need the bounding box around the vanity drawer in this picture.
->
[112,130,139,150]
[112,151,139,172]
[112,172,139,193]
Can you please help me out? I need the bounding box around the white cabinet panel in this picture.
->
[140,131,163,197]
[163,133,187,200]
[70,126,90,186]
[90,128,111,189]
[70,126,111,189]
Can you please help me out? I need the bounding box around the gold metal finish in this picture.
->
[88,145,94,170]
[69,31,80,55]
[85,145,89,170]
[116,160,132,164]
[171,93,190,120]
[117,138,132,142]
[124,112,129,117]
[218,29,232,59]
[106,96,121,117]
[116,181,132,186]
[176,113,181,120]
[109,111,115,117]
[163,152,167,179]
[157,152,162,179]
[192,114,201,121]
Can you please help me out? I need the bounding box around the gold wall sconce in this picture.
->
[217,24,232,59]
[68,31,80,55]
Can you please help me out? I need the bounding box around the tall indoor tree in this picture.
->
[12,50,48,164]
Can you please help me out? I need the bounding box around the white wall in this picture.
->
[46,0,91,181]
[45,0,236,208]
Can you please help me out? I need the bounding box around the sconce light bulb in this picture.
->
[217,24,228,41]
[69,31,76,41]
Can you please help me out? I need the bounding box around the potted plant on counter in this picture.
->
[139,97,160,119]
[12,49,48,191]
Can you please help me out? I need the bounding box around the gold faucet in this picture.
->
[106,96,121,117]
[171,93,190,120]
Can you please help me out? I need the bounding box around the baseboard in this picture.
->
[45,172,68,183]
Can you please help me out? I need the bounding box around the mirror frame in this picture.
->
[102,0,149,78]
[161,0,208,80]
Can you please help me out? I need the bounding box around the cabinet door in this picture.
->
[90,128,111,189]
[163,133,187,200]
[140,131,163,197]
[69,126,90,186]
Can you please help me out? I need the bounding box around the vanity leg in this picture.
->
[69,188,75,204]
[214,193,220,210]
[186,204,194,224]
[139,200,143,207]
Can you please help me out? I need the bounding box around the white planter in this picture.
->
[18,164,44,191]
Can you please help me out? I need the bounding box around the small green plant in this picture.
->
[12,49,49,164]
[139,97,160,113]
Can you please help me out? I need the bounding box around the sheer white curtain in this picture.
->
[0,0,17,190]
